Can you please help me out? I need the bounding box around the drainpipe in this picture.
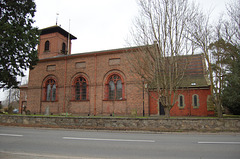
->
[94,54,97,115]
[63,19,71,114]
[63,56,67,113]
[189,88,191,116]
[40,87,42,114]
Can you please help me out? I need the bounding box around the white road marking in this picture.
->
[63,137,155,143]
[0,134,23,137]
[198,141,240,144]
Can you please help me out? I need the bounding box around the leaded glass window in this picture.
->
[74,77,87,101]
[108,74,123,100]
[45,79,56,101]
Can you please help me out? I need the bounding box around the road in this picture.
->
[0,126,240,159]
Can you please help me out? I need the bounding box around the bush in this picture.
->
[8,106,14,114]
[26,110,31,115]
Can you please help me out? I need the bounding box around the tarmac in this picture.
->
[0,151,99,159]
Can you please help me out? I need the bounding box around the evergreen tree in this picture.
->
[222,45,240,115]
[0,0,39,89]
[209,38,240,114]
[220,0,240,115]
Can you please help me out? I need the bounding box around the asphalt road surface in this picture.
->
[0,126,240,159]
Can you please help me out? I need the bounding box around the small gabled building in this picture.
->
[19,25,214,116]
[149,54,214,116]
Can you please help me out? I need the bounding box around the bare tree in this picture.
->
[4,88,20,109]
[189,8,225,117]
[224,0,240,45]
[189,0,240,118]
[128,0,197,117]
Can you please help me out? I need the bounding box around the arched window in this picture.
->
[178,94,185,108]
[109,80,115,100]
[192,94,200,108]
[61,42,66,54]
[44,40,50,51]
[73,76,88,101]
[107,74,123,100]
[45,79,57,101]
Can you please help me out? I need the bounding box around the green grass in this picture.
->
[223,114,240,118]
[169,116,218,119]
[2,113,240,119]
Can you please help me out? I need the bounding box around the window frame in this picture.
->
[105,73,124,101]
[192,94,200,108]
[178,94,185,108]
[42,77,57,102]
[72,76,89,101]
[44,40,50,52]
[61,42,66,54]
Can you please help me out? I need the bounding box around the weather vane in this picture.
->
[56,13,59,25]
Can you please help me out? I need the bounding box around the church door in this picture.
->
[159,102,165,115]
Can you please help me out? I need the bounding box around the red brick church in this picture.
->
[19,25,214,116]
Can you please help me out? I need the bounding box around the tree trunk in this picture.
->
[216,101,223,118]
[164,106,170,118]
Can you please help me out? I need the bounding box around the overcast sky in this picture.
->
[33,0,229,54]
[0,0,230,101]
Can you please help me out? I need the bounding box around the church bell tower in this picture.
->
[38,25,77,59]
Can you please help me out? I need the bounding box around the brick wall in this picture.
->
[149,88,214,116]
[38,32,71,59]
[24,50,213,116]
[26,49,148,116]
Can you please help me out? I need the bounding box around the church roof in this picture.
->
[179,54,210,88]
[39,25,77,40]
[145,54,210,89]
